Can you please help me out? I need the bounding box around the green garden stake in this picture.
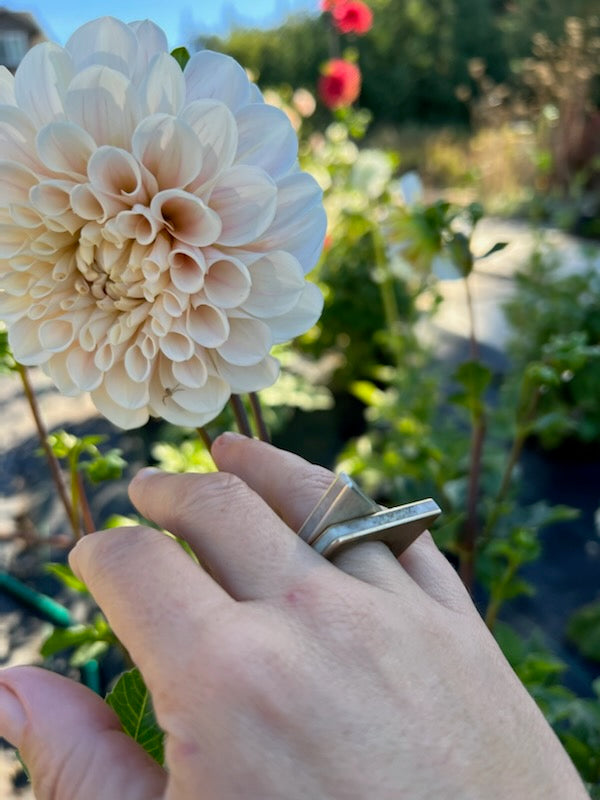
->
[0,572,73,628]
[80,660,101,694]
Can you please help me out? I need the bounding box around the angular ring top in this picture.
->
[298,473,441,560]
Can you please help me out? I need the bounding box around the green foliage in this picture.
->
[568,602,600,663]
[504,245,600,446]
[106,668,165,766]
[41,614,116,667]
[45,563,88,594]
[0,324,15,374]
[170,46,190,70]
[48,430,126,483]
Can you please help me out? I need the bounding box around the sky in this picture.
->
[5,0,316,49]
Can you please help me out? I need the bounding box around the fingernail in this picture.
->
[0,684,27,745]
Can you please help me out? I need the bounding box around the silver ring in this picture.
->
[298,473,441,560]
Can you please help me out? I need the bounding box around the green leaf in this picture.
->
[479,241,508,260]
[171,46,190,70]
[106,668,165,765]
[450,360,492,416]
[40,616,114,658]
[45,563,89,594]
[567,601,600,663]
[446,232,473,277]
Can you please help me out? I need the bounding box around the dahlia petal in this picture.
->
[36,121,96,179]
[132,114,203,190]
[0,292,29,322]
[184,51,252,113]
[29,180,74,217]
[39,318,75,352]
[139,53,186,116]
[186,303,230,347]
[65,65,140,148]
[203,251,251,308]
[64,348,103,391]
[179,100,238,191]
[91,383,149,429]
[216,316,271,366]
[265,281,324,343]
[252,172,327,272]
[112,204,161,245]
[103,361,149,408]
[87,146,146,201]
[70,183,126,224]
[8,317,48,365]
[235,104,298,180]
[158,329,195,362]
[169,244,206,293]
[210,165,277,247]
[14,43,73,127]
[151,396,225,428]
[0,104,41,171]
[0,270,34,295]
[124,343,152,382]
[242,251,305,317]
[172,353,208,388]
[212,353,280,393]
[0,161,38,206]
[129,20,169,83]
[66,17,138,77]
[43,351,80,395]
[164,376,229,414]
[150,189,221,247]
[0,66,16,105]
[0,224,27,258]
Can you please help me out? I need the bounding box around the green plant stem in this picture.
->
[372,225,403,368]
[249,392,270,443]
[229,394,252,437]
[68,456,82,539]
[76,471,96,535]
[196,426,213,450]
[459,275,485,592]
[16,363,78,539]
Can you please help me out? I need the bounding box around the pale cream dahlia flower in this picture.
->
[0,17,325,428]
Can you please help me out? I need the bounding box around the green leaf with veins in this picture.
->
[106,668,165,765]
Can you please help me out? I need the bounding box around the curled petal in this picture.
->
[66,16,138,77]
[139,52,186,116]
[124,343,152,382]
[184,50,252,112]
[203,250,251,308]
[15,42,73,127]
[30,180,74,217]
[132,114,203,190]
[70,182,126,223]
[172,353,208,388]
[36,121,96,179]
[87,146,147,202]
[65,65,140,148]
[242,251,305,317]
[42,350,80,396]
[212,352,280,393]
[39,318,75,352]
[216,316,271,366]
[251,172,327,273]
[210,165,277,247]
[179,100,238,192]
[66,348,103,391]
[265,281,323,343]
[150,189,221,247]
[8,316,48,365]
[169,244,206,293]
[0,224,28,258]
[91,382,149,429]
[103,361,149,408]
[112,204,161,245]
[235,103,298,180]
[158,327,195,362]
[186,303,229,347]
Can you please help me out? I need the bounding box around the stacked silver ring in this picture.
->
[298,473,441,560]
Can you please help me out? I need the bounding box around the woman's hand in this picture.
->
[0,434,588,799]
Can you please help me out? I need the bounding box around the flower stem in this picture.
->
[68,456,83,539]
[76,471,96,535]
[229,394,252,437]
[372,225,402,368]
[464,276,479,361]
[16,363,78,539]
[248,392,270,443]
[196,426,213,450]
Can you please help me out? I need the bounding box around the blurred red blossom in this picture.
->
[318,58,362,109]
[319,0,343,10]
[332,1,373,35]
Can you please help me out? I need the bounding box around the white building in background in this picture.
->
[0,7,44,71]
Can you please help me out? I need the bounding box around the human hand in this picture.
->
[0,434,588,799]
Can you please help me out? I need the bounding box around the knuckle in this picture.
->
[176,471,252,520]
[70,526,161,587]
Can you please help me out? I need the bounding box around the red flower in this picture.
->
[318,59,361,109]
[332,1,373,35]
[319,0,343,10]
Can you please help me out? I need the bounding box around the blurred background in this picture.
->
[0,1,599,796]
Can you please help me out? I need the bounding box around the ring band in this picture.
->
[298,473,441,559]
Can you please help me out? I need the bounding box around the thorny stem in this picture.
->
[229,394,253,437]
[16,363,78,539]
[249,392,270,443]
[76,471,96,535]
